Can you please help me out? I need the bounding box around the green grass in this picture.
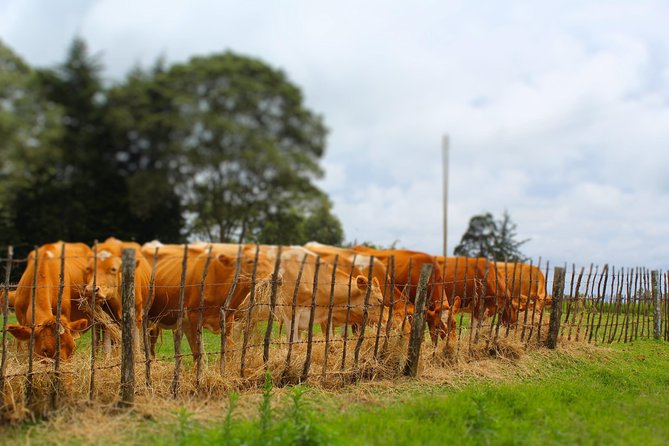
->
[130,340,669,446]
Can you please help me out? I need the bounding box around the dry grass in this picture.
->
[0,315,572,429]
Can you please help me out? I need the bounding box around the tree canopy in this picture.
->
[0,38,344,248]
[453,211,528,261]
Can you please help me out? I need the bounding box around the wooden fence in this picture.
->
[0,245,667,420]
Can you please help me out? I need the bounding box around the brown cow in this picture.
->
[140,242,275,358]
[494,261,551,313]
[249,245,386,341]
[8,242,92,359]
[435,256,516,325]
[82,237,153,353]
[304,242,415,328]
[352,246,454,344]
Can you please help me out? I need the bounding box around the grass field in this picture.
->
[2,339,667,445]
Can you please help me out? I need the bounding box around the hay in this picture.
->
[76,294,122,345]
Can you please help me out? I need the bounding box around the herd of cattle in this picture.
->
[3,238,551,361]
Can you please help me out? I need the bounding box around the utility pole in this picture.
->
[442,134,449,258]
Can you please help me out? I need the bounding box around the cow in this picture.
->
[248,245,386,342]
[7,242,92,360]
[494,261,551,314]
[435,256,516,325]
[82,237,153,353]
[140,242,275,358]
[304,242,415,331]
[352,246,456,345]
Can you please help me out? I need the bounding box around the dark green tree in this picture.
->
[454,211,528,261]
[0,40,64,248]
[161,51,336,243]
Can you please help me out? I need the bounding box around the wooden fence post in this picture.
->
[119,248,136,408]
[403,264,433,377]
[195,246,213,390]
[652,271,661,340]
[89,241,98,400]
[171,244,189,397]
[301,256,320,382]
[546,267,565,349]
[0,246,13,397]
[143,247,159,388]
[263,246,283,369]
[353,256,374,374]
[26,246,38,403]
[51,243,66,410]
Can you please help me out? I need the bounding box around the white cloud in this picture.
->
[2,0,669,268]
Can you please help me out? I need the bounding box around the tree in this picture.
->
[0,40,64,247]
[454,211,528,261]
[161,51,335,243]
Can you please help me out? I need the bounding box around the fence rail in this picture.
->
[0,245,666,421]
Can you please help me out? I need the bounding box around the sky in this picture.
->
[1,0,668,269]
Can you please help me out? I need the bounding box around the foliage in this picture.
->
[454,211,529,261]
[0,38,344,246]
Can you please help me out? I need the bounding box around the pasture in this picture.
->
[1,243,668,446]
[2,340,667,445]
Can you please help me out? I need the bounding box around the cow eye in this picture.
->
[110,267,118,273]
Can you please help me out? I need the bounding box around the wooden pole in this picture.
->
[220,247,242,374]
[239,244,260,378]
[301,256,320,382]
[26,246,38,403]
[51,243,66,410]
[403,264,433,377]
[195,246,213,390]
[170,244,189,398]
[442,134,449,259]
[321,255,338,383]
[591,265,610,343]
[143,247,159,388]
[119,248,136,407]
[263,246,283,368]
[546,267,565,349]
[284,253,307,378]
[340,255,357,370]
[353,256,374,375]
[652,270,661,340]
[381,256,396,356]
[0,246,13,397]
[373,258,387,359]
[89,242,98,400]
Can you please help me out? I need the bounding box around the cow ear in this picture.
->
[355,275,369,291]
[371,277,380,288]
[218,254,235,267]
[68,319,89,335]
[452,296,462,313]
[7,324,31,340]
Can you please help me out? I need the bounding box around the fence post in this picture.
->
[89,241,98,401]
[403,264,432,377]
[119,248,136,408]
[26,246,38,403]
[263,246,283,369]
[0,246,13,397]
[195,246,213,390]
[51,243,66,410]
[171,244,189,397]
[301,256,320,382]
[652,271,661,340]
[546,267,565,349]
[143,247,159,388]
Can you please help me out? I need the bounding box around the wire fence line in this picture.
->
[0,243,667,419]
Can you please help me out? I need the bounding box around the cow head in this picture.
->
[7,316,88,360]
[83,250,126,303]
[348,275,384,323]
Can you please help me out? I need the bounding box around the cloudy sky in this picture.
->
[2,0,668,269]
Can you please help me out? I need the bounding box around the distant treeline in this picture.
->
[0,38,343,250]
